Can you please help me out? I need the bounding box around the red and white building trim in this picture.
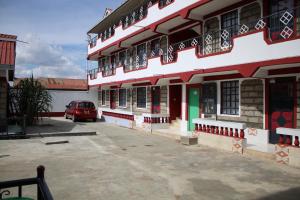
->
[87,0,300,159]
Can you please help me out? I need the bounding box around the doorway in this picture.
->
[188,88,200,131]
[151,86,160,114]
[169,85,182,121]
[269,77,295,143]
[110,90,117,109]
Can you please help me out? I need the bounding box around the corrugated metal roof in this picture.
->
[14,78,88,91]
[0,33,17,66]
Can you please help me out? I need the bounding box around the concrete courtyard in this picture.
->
[1,119,300,200]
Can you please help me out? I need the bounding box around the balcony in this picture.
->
[88,6,300,86]
[163,6,300,63]
[87,0,197,57]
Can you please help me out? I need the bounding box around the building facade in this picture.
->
[0,34,16,129]
[87,0,300,152]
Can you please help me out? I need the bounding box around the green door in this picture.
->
[188,88,200,131]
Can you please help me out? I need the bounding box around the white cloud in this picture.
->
[15,34,86,79]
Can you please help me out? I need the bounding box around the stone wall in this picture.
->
[218,79,264,129]
[297,79,300,128]
[0,79,7,119]
[98,89,131,112]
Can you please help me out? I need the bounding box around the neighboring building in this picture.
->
[14,78,98,117]
[86,0,300,152]
[0,34,17,120]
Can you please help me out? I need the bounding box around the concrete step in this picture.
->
[244,148,275,160]
[152,129,181,141]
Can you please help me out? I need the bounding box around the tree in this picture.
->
[12,76,52,125]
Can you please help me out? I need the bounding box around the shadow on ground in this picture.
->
[257,187,300,200]
[25,117,91,134]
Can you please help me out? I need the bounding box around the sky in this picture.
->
[0,0,123,79]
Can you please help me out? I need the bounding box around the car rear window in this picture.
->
[78,102,95,109]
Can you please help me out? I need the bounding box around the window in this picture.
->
[136,43,147,67]
[137,87,147,108]
[269,0,294,40]
[221,10,238,45]
[202,83,217,114]
[101,90,106,105]
[119,50,126,66]
[119,89,127,107]
[240,3,261,30]
[78,102,95,109]
[150,39,160,57]
[204,17,220,54]
[221,81,239,115]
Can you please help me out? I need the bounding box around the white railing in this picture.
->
[192,118,247,138]
[143,113,170,124]
[276,127,300,147]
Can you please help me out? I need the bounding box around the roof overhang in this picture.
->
[88,0,149,34]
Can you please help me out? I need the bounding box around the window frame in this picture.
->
[118,88,127,108]
[202,83,217,115]
[136,87,147,109]
[220,80,240,116]
[101,90,106,106]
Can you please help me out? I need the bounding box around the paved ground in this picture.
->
[1,119,300,200]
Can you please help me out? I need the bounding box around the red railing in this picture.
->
[102,111,134,121]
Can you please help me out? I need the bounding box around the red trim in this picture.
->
[88,0,213,59]
[169,79,183,84]
[265,79,269,130]
[102,111,134,121]
[203,0,256,20]
[268,67,300,75]
[39,112,65,117]
[91,56,300,88]
[132,82,151,87]
[131,34,162,46]
[169,21,198,33]
[204,74,243,81]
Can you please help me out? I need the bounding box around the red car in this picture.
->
[65,101,97,122]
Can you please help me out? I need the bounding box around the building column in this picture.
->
[180,84,188,134]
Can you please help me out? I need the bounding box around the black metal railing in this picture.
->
[0,166,53,200]
[89,0,175,48]
[88,6,300,75]
[88,68,98,80]
[162,6,300,63]
[158,0,174,8]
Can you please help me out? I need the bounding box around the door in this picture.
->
[151,86,160,114]
[269,77,295,143]
[169,85,182,121]
[188,88,200,131]
[110,90,117,109]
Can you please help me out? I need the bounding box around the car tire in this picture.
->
[72,115,77,122]
[93,118,97,122]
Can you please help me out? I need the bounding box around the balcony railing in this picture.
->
[162,6,300,63]
[0,166,53,200]
[88,6,300,79]
[88,0,175,48]
[88,68,98,80]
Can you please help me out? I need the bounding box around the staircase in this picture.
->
[152,118,184,140]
